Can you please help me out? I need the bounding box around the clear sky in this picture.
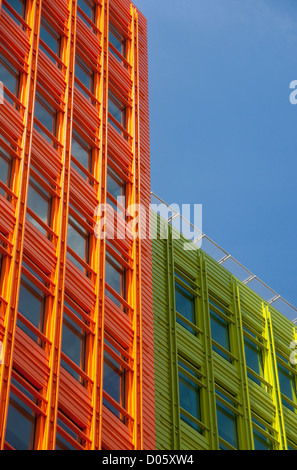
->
[134,0,297,310]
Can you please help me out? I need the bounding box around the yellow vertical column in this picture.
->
[263,304,287,450]
[42,0,77,450]
[0,0,42,449]
[234,284,253,449]
[130,6,143,450]
[90,0,109,450]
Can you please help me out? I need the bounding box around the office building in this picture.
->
[151,211,297,450]
[0,0,155,450]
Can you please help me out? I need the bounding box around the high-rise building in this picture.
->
[0,0,155,450]
[151,210,297,450]
[1,0,297,454]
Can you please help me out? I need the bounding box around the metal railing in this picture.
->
[151,191,297,323]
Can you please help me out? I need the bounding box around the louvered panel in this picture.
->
[109,0,132,40]
[76,16,101,67]
[73,87,100,137]
[13,326,50,391]
[0,99,24,143]
[0,195,15,236]
[37,50,66,104]
[101,406,134,450]
[65,258,95,314]
[31,129,62,182]
[105,211,132,253]
[107,123,133,171]
[58,367,92,431]
[69,167,98,218]
[104,296,133,350]
[108,52,132,100]
[42,0,69,32]
[23,220,57,276]
[0,9,30,62]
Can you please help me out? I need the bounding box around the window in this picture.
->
[109,24,126,61]
[61,300,87,382]
[17,269,46,344]
[107,164,126,213]
[75,55,94,99]
[71,129,93,180]
[209,298,232,362]
[2,0,26,25]
[276,350,297,412]
[0,145,12,198]
[26,175,52,236]
[175,272,197,335]
[252,414,275,450]
[216,386,239,450]
[56,412,86,450]
[108,92,126,133]
[0,53,20,105]
[34,92,57,142]
[105,248,126,309]
[5,375,38,450]
[178,357,202,433]
[67,212,90,273]
[243,324,264,386]
[103,338,126,422]
[39,17,61,62]
[77,0,97,31]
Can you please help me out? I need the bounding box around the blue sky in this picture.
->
[134,0,297,309]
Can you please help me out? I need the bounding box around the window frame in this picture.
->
[209,297,234,363]
[108,91,127,134]
[215,385,240,450]
[109,24,126,62]
[67,211,91,274]
[39,16,62,64]
[103,336,130,424]
[105,246,127,310]
[276,349,297,412]
[26,174,52,236]
[178,356,204,434]
[174,270,199,336]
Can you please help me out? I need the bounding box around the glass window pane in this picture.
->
[75,56,93,95]
[0,146,11,196]
[67,215,89,267]
[34,93,56,140]
[5,392,36,450]
[209,304,230,361]
[18,276,44,334]
[253,421,274,450]
[0,54,19,102]
[71,131,92,178]
[178,361,201,433]
[61,313,85,380]
[40,18,60,59]
[105,252,125,308]
[103,344,125,420]
[277,361,296,411]
[27,177,51,234]
[77,0,95,21]
[244,335,263,385]
[216,398,238,449]
[109,26,125,61]
[175,281,196,333]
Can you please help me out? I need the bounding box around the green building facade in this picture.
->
[151,213,297,450]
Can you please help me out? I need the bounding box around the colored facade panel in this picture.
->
[151,213,297,450]
[0,0,155,450]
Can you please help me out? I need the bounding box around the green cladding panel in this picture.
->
[151,212,297,450]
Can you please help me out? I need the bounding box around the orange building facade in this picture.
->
[0,0,155,450]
